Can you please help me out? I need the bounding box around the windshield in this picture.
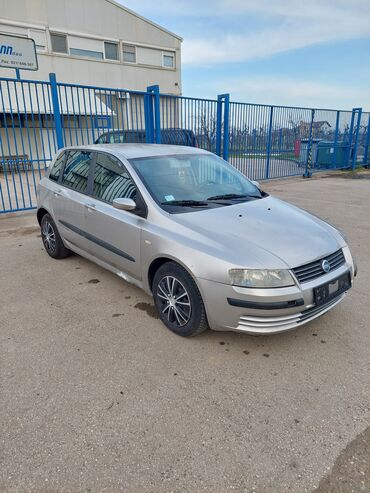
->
[129,153,264,212]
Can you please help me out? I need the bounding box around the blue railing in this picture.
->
[0,72,368,213]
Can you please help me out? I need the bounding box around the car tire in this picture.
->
[40,213,70,259]
[152,261,209,337]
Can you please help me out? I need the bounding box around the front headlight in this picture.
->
[229,269,295,288]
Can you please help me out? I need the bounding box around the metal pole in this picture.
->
[347,108,356,167]
[222,94,230,161]
[265,105,274,179]
[215,95,223,157]
[146,85,161,144]
[49,73,64,149]
[332,110,340,168]
[351,108,362,170]
[362,113,370,165]
[215,94,230,160]
[15,68,21,80]
[304,109,315,178]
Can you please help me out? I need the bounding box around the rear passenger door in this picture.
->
[52,150,94,252]
[84,151,143,281]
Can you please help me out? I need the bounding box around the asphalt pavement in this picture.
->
[0,173,369,492]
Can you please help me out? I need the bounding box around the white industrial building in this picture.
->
[0,0,182,93]
[0,0,183,180]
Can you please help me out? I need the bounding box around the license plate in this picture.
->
[314,272,351,307]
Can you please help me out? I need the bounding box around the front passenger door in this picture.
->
[84,152,144,281]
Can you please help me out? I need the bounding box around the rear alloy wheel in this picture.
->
[152,262,208,337]
[40,213,70,259]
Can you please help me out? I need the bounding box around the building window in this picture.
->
[94,116,112,129]
[163,53,174,68]
[70,47,103,59]
[50,33,68,54]
[123,44,136,63]
[104,42,119,60]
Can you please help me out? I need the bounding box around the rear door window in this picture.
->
[92,152,137,203]
[61,150,93,194]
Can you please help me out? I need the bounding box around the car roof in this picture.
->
[61,144,210,160]
[100,128,194,135]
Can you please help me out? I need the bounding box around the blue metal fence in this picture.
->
[0,73,368,213]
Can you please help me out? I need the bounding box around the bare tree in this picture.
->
[198,112,218,151]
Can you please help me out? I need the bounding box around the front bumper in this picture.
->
[197,260,354,334]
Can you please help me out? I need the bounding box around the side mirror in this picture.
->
[251,180,260,188]
[113,198,136,211]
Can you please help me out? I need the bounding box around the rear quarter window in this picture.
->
[49,151,67,182]
[61,150,93,194]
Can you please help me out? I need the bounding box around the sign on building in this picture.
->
[0,34,38,71]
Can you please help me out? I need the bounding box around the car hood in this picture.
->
[169,196,343,269]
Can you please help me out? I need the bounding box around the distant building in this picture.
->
[299,120,332,136]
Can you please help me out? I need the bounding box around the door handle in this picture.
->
[85,203,96,211]
[53,189,63,197]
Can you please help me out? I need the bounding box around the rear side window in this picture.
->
[110,133,125,143]
[92,152,136,203]
[162,129,195,146]
[49,151,66,182]
[123,131,146,143]
[61,150,92,193]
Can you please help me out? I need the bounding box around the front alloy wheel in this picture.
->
[152,262,208,337]
[157,276,192,327]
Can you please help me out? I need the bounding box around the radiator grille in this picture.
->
[292,249,345,284]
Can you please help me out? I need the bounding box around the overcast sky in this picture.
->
[118,0,370,110]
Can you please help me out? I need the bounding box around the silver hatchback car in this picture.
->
[37,144,356,337]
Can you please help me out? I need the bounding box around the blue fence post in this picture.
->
[146,85,161,144]
[304,109,315,178]
[265,105,274,179]
[222,94,230,161]
[351,108,362,170]
[215,94,230,159]
[363,114,370,165]
[49,73,64,149]
[332,110,340,168]
[347,108,357,166]
[215,96,223,157]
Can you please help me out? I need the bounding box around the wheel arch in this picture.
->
[147,255,202,294]
[36,207,50,225]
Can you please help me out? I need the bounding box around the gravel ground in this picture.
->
[0,175,369,492]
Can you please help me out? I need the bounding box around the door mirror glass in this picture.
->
[113,198,136,210]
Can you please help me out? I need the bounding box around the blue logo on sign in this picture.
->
[0,44,13,55]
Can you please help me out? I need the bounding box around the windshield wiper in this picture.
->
[206,193,261,201]
[161,199,209,207]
